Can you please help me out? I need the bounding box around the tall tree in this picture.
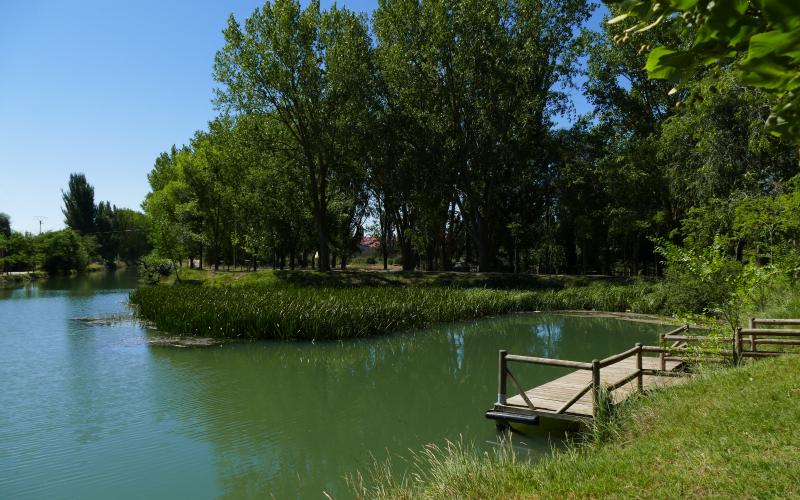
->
[214,0,375,271]
[374,0,592,271]
[0,213,10,238]
[62,173,96,235]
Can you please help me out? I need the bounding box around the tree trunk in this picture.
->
[313,197,331,271]
[475,213,493,272]
[399,236,415,271]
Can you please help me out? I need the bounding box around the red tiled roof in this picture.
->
[361,236,381,248]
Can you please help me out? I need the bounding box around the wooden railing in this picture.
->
[655,323,738,365]
[735,318,800,360]
[498,342,647,418]
[495,319,800,421]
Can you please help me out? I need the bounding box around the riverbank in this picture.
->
[130,271,675,339]
[350,285,800,497]
[353,354,800,498]
[0,271,47,288]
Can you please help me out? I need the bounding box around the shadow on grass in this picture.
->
[269,270,626,290]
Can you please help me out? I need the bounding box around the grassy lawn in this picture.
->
[355,355,800,498]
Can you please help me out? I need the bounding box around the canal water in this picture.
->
[0,271,667,499]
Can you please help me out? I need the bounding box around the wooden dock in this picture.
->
[487,325,693,426]
[488,356,687,424]
[487,319,800,427]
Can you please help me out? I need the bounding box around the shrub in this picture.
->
[39,229,90,274]
[139,255,175,285]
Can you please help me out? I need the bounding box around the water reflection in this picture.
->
[147,313,663,498]
[0,275,667,499]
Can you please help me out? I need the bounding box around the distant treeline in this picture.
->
[138,0,796,275]
[0,174,150,275]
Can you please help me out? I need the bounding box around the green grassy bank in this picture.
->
[353,354,800,498]
[0,271,47,288]
[129,273,670,339]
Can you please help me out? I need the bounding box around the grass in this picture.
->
[167,267,622,290]
[351,355,800,498]
[129,278,671,339]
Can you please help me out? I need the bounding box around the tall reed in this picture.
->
[130,281,668,340]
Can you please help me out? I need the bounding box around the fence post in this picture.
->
[749,317,756,352]
[734,327,742,364]
[497,350,507,405]
[591,359,601,418]
[659,333,666,371]
[636,343,643,391]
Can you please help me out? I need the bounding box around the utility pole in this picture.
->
[33,216,47,235]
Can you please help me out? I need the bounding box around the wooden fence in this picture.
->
[736,318,800,360]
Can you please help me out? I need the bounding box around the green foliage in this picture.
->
[214,0,374,271]
[655,237,781,330]
[38,229,91,275]
[657,71,798,214]
[112,208,152,264]
[130,279,671,340]
[0,213,10,238]
[61,173,97,234]
[139,255,176,285]
[607,0,800,140]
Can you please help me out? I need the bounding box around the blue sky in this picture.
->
[0,1,607,234]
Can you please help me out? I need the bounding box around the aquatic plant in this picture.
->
[129,281,669,340]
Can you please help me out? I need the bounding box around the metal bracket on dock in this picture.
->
[485,410,540,426]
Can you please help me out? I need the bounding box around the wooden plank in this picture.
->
[502,357,685,418]
[740,328,800,336]
[752,318,800,326]
[599,345,639,368]
[753,338,800,345]
[662,335,732,342]
[505,354,593,370]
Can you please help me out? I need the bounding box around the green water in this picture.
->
[0,271,667,499]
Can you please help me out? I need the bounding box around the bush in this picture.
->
[39,229,90,274]
[366,257,377,265]
[139,255,175,284]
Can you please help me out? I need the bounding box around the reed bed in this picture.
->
[129,281,668,340]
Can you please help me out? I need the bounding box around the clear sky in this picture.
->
[0,1,606,235]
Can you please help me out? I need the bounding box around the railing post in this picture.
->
[749,317,756,352]
[734,327,742,364]
[636,343,643,391]
[591,359,600,418]
[497,350,507,405]
[659,334,666,371]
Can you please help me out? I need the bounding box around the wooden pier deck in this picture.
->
[486,319,800,427]
[489,356,687,424]
[487,325,694,426]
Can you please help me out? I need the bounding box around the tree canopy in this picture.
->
[141,0,800,276]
